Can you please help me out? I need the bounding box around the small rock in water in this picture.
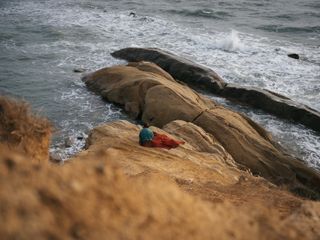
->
[129,12,136,17]
[77,136,84,140]
[73,68,86,73]
[287,53,300,60]
[64,137,74,148]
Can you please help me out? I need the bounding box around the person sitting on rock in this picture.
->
[139,123,154,145]
[139,123,184,149]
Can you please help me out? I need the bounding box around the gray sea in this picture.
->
[0,0,319,169]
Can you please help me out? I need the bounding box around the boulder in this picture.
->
[111,47,320,132]
[111,47,226,92]
[83,61,216,127]
[83,61,320,198]
[288,53,300,60]
[222,84,320,132]
[129,11,136,17]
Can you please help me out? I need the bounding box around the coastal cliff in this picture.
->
[1,60,320,239]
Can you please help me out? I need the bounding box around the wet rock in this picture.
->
[64,137,74,148]
[73,68,86,73]
[111,47,320,132]
[288,53,300,60]
[111,47,226,93]
[129,12,136,17]
[222,84,320,132]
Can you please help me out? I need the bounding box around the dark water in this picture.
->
[0,0,319,168]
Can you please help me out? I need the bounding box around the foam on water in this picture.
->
[50,103,125,161]
[215,30,247,52]
[0,0,319,165]
[167,9,233,20]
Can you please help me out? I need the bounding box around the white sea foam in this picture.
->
[215,30,247,52]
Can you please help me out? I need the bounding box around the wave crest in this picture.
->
[216,30,246,52]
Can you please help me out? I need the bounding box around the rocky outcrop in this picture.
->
[83,61,320,198]
[83,120,240,184]
[111,47,320,132]
[222,84,320,131]
[83,61,216,125]
[111,47,226,93]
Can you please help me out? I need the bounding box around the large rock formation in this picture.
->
[83,61,320,198]
[111,47,320,132]
[111,48,226,93]
[83,120,238,184]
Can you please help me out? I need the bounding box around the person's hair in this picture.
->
[143,123,149,128]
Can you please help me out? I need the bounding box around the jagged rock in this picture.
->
[288,53,300,59]
[83,61,320,198]
[111,47,320,132]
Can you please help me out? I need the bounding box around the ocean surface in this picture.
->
[0,0,319,169]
